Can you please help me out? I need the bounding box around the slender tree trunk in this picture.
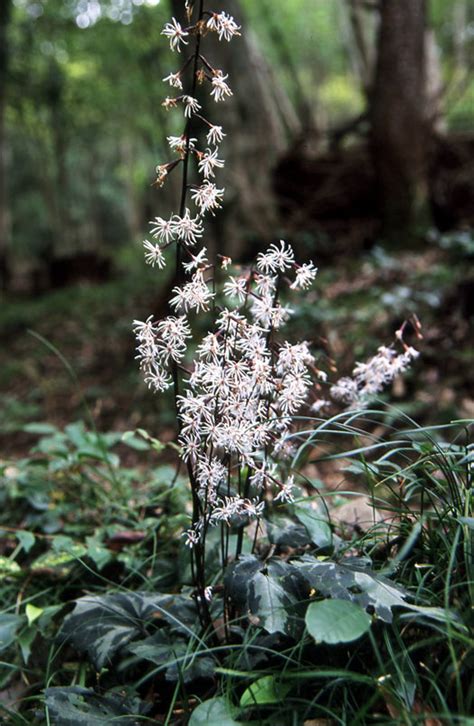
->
[453,0,468,74]
[0,0,12,290]
[371,0,432,245]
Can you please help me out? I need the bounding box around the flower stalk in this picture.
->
[133,0,419,636]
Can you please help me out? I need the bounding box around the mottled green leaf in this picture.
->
[44,686,150,725]
[59,592,197,670]
[0,556,21,579]
[267,517,311,547]
[224,555,263,608]
[248,570,296,634]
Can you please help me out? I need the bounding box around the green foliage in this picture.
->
[0,414,472,723]
[239,675,290,708]
[305,598,372,644]
[59,591,199,670]
[44,687,151,725]
[188,697,241,726]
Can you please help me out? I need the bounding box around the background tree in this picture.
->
[0,0,12,290]
[371,0,432,245]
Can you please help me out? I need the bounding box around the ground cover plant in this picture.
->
[0,2,473,725]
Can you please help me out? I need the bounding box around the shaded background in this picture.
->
[0,0,473,450]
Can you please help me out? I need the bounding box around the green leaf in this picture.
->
[22,422,58,435]
[0,556,21,579]
[121,431,150,450]
[128,631,214,683]
[85,535,113,570]
[459,517,474,529]
[248,570,296,635]
[16,530,36,553]
[0,614,24,652]
[189,697,241,726]
[240,675,290,708]
[224,555,263,608]
[31,543,87,575]
[267,517,311,547]
[305,599,371,644]
[26,603,44,625]
[44,687,150,725]
[59,592,198,670]
[37,604,64,632]
[18,626,36,664]
[295,556,408,623]
[293,503,332,549]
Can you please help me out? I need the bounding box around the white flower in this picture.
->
[277,372,311,414]
[182,528,200,548]
[210,72,233,102]
[276,342,314,375]
[170,271,214,313]
[249,463,276,490]
[275,475,296,503]
[167,135,197,155]
[254,274,277,296]
[161,18,189,52]
[162,71,183,89]
[207,12,241,42]
[330,376,359,404]
[270,304,293,329]
[211,496,264,525]
[223,276,248,303]
[257,240,295,273]
[162,96,178,110]
[352,345,419,399]
[182,95,201,118]
[198,148,225,179]
[206,124,226,146]
[196,332,224,361]
[144,363,172,392]
[172,209,204,246]
[290,262,318,290]
[156,316,191,358]
[251,297,292,329]
[182,247,208,274]
[149,216,175,244]
[311,399,329,414]
[191,181,225,214]
[143,240,166,269]
[133,315,157,345]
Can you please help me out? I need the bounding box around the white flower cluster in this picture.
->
[330,345,419,405]
[134,3,420,554]
[134,237,321,542]
[149,209,204,249]
[133,315,191,392]
[142,8,241,267]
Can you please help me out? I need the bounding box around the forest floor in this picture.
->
[1,232,473,460]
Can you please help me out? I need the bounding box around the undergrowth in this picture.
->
[0,414,472,724]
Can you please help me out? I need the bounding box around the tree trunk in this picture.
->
[371,0,432,246]
[0,0,12,290]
